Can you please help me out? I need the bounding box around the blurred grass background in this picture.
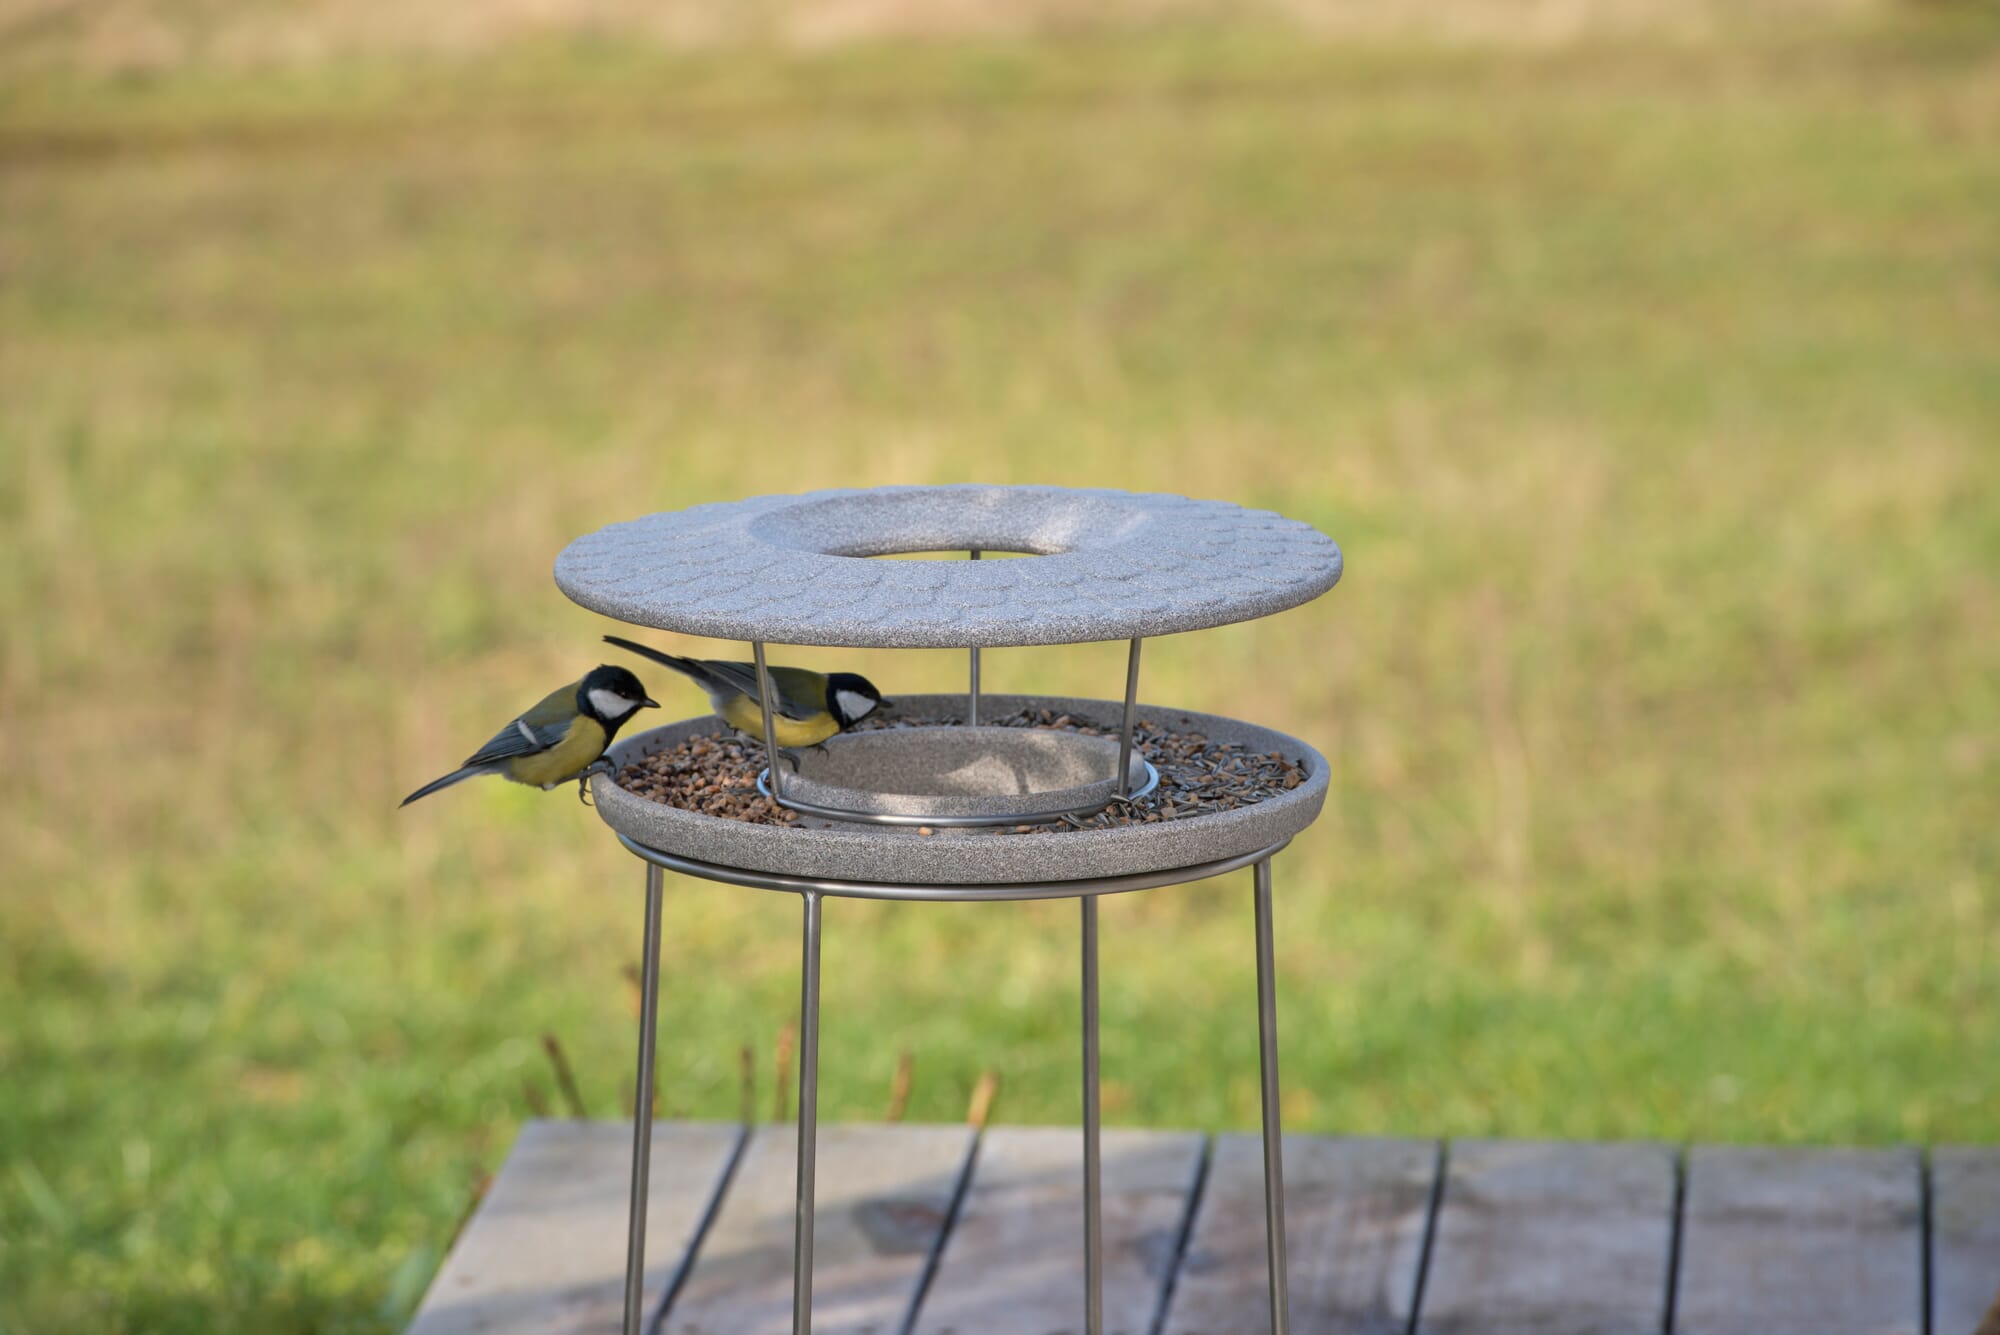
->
[3,0,1998,1329]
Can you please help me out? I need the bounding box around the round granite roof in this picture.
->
[554,484,1343,649]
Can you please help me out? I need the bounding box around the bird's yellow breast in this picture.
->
[506,717,609,788]
[717,694,840,748]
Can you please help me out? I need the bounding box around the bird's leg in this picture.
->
[779,748,803,773]
[575,758,615,805]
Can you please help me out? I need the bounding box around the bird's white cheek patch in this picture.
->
[589,688,636,718]
[836,689,877,721]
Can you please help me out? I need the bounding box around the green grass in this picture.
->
[4,14,1999,1331]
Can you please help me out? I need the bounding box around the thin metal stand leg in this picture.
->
[968,549,982,726]
[622,863,665,1335]
[1253,858,1291,1335]
[793,890,823,1335]
[1116,638,1142,796]
[754,641,784,803]
[1081,895,1104,1335]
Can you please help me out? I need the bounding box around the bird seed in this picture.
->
[613,709,1307,832]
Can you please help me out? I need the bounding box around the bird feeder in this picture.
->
[556,484,1343,1335]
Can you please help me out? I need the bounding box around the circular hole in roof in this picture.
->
[747,486,1148,558]
[869,549,1039,561]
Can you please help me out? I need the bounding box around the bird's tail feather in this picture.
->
[400,766,483,807]
[603,635,704,679]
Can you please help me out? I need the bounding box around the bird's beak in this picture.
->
[879,698,895,709]
[642,697,660,709]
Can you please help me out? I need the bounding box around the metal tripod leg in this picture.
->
[1082,895,1103,1335]
[622,863,665,1335]
[792,890,823,1334]
[1253,857,1291,1334]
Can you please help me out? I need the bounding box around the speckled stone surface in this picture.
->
[590,694,1328,884]
[555,485,1343,648]
[782,725,1142,819]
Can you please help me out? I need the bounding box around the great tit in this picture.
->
[602,635,887,750]
[401,664,659,806]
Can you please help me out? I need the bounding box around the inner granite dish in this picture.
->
[778,725,1150,822]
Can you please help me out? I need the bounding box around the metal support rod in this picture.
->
[620,832,1289,904]
[754,640,784,803]
[1081,895,1104,1335]
[1116,638,1143,797]
[792,890,823,1335]
[1253,857,1291,1335]
[622,863,665,1335]
[968,549,982,727]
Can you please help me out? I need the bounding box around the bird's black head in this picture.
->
[577,664,659,734]
[825,671,888,729]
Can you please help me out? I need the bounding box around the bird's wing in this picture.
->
[460,681,580,766]
[698,660,823,721]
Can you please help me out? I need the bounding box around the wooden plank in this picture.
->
[1930,1146,2000,1335]
[411,1119,742,1335]
[911,1126,1205,1335]
[1415,1139,1675,1335]
[1675,1145,1922,1335]
[1163,1134,1437,1335]
[663,1122,973,1335]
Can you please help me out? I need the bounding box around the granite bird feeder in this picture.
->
[556,484,1344,1335]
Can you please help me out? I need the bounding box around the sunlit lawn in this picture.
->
[3,13,1997,1331]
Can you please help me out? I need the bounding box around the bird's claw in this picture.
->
[576,758,615,805]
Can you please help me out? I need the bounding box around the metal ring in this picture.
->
[616,834,1290,903]
[752,759,1160,828]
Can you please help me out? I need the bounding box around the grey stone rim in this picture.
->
[590,693,1329,885]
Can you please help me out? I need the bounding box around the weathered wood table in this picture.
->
[409,1119,1999,1335]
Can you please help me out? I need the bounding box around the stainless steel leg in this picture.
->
[1081,895,1104,1335]
[1116,639,1142,797]
[1253,858,1291,1335]
[968,549,982,726]
[622,863,665,1335]
[754,640,783,803]
[793,889,823,1335]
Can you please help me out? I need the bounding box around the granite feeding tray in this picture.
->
[589,694,1329,885]
[553,483,1343,1335]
